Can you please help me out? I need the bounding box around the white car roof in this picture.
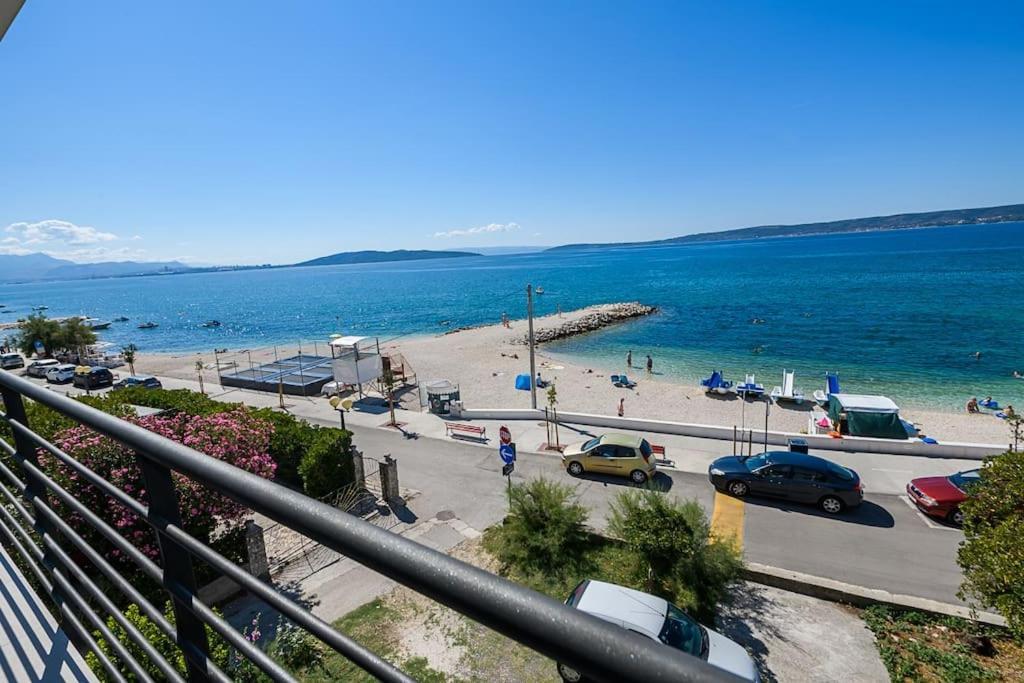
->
[575,580,667,639]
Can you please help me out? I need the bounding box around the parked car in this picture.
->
[556,579,759,682]
[45,364,77,384]
[1,352,25,369]
[708,450,863,514]
[906,468,980,526]
[562,433,656,484]
[112,375,163,390]
[26,358,60,378]
[72,366,114,390]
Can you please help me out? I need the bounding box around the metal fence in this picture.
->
[0,369,735,683]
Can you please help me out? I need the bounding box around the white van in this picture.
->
[26,358,60,378]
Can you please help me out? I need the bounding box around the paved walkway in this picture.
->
[0,544,96,682]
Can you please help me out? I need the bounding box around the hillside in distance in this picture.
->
[295,249,480,267]
[548,203,1024,251]
[0,253,188,283]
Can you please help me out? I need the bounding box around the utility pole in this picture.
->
[526,284,537,409]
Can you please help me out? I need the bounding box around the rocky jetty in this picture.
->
[518,302,656,345]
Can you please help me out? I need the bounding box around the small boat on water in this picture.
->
[138,322,159,329]
[88,320,112,330]
[535,286,545,294]
[113,316,130,322]
[201,320,221,328]
[33,305,48,311]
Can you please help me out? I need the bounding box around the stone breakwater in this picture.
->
[518,302,657,345]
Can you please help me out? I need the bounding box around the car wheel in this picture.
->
[630,469,648,485]
[727,480,748,498]
[567,461,584,476]
[557,663,584,683]
[820,495,844,514]
[948,508,964,526]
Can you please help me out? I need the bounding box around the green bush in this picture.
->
[608,489,742,623]
[250,408,318,488]
[492,477,590,579]
[299,428,355,499]
[108,386,238,416]
[86,602,231,682]
[267,622,326,671]
[958,450,1024,640]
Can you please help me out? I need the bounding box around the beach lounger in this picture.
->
[611,374,636,388]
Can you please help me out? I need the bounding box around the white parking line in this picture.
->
[900,496,960,532]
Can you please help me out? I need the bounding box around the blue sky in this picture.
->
[1,1,1021,264]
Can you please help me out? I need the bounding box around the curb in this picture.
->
[744,562,1006,627]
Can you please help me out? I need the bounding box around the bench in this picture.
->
[446,422,487,440]
[650,444,672,465]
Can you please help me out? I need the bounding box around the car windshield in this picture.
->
[659,604,706,658]
[581,437,601,452]
[948,470,981,492]
[743,454,769,471]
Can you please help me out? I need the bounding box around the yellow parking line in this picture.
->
[710,491,745,550]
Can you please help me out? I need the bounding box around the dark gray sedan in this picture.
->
[708,451,863,514]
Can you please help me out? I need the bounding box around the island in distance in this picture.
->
[294,249,480,267]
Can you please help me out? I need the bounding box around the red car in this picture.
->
[906,469,981,526]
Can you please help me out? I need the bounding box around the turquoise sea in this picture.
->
[1,223,1022,412]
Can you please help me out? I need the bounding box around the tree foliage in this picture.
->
[958,450,1024,640]
[299,427,355,499]
[493,477,590,578]
[15,313,97,356]
[608,489,742,622]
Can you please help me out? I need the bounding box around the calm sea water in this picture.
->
[2,223,1022,411]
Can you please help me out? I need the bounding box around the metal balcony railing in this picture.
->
[0,369,735,683]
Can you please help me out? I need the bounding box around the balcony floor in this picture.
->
[0,544,96,682]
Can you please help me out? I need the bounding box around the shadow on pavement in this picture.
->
[742,497,895,528]
[717,584,780,683]
[571,471,674,492]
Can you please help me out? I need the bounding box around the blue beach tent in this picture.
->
[515,374,532,391]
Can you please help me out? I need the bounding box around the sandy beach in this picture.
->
[135,304,1014,446]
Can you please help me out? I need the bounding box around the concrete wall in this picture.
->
[449,404,1004,460]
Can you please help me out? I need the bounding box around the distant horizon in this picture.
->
[2,201,1021,269]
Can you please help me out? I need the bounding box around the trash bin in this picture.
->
[787,438,809,454]
[425,380,460,415]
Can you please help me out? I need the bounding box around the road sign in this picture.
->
[499,425,512,445]
[502,462,515,476]
[499,442,516,465]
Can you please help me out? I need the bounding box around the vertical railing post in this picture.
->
[136,454,211,681]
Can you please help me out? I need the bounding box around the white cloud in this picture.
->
[433,222,520,239]
[5,219,118,245]
[1,219,147,262]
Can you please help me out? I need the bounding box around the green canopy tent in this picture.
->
[827,393,908,439]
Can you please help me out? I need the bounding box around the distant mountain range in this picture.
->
[547,203,1024,251]
[0,253,188,283]
[294,249,479,267]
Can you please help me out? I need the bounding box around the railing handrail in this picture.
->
[0,369,737,682]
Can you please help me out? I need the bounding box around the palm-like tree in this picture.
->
[122,344,138,375]
[16,314,61,357]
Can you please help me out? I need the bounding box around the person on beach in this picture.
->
[965,397,979,414]
[1005,405,1017,419]
[646,354,653,374]
[626,350,632,368]
[617,397,625,417]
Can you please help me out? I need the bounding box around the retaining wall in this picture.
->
[449,404,1004,460]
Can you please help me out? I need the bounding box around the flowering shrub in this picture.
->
[48,408,276,572]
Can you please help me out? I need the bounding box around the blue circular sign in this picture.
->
[499,443,516,464]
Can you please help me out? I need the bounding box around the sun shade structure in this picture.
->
[827,393,908,439]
